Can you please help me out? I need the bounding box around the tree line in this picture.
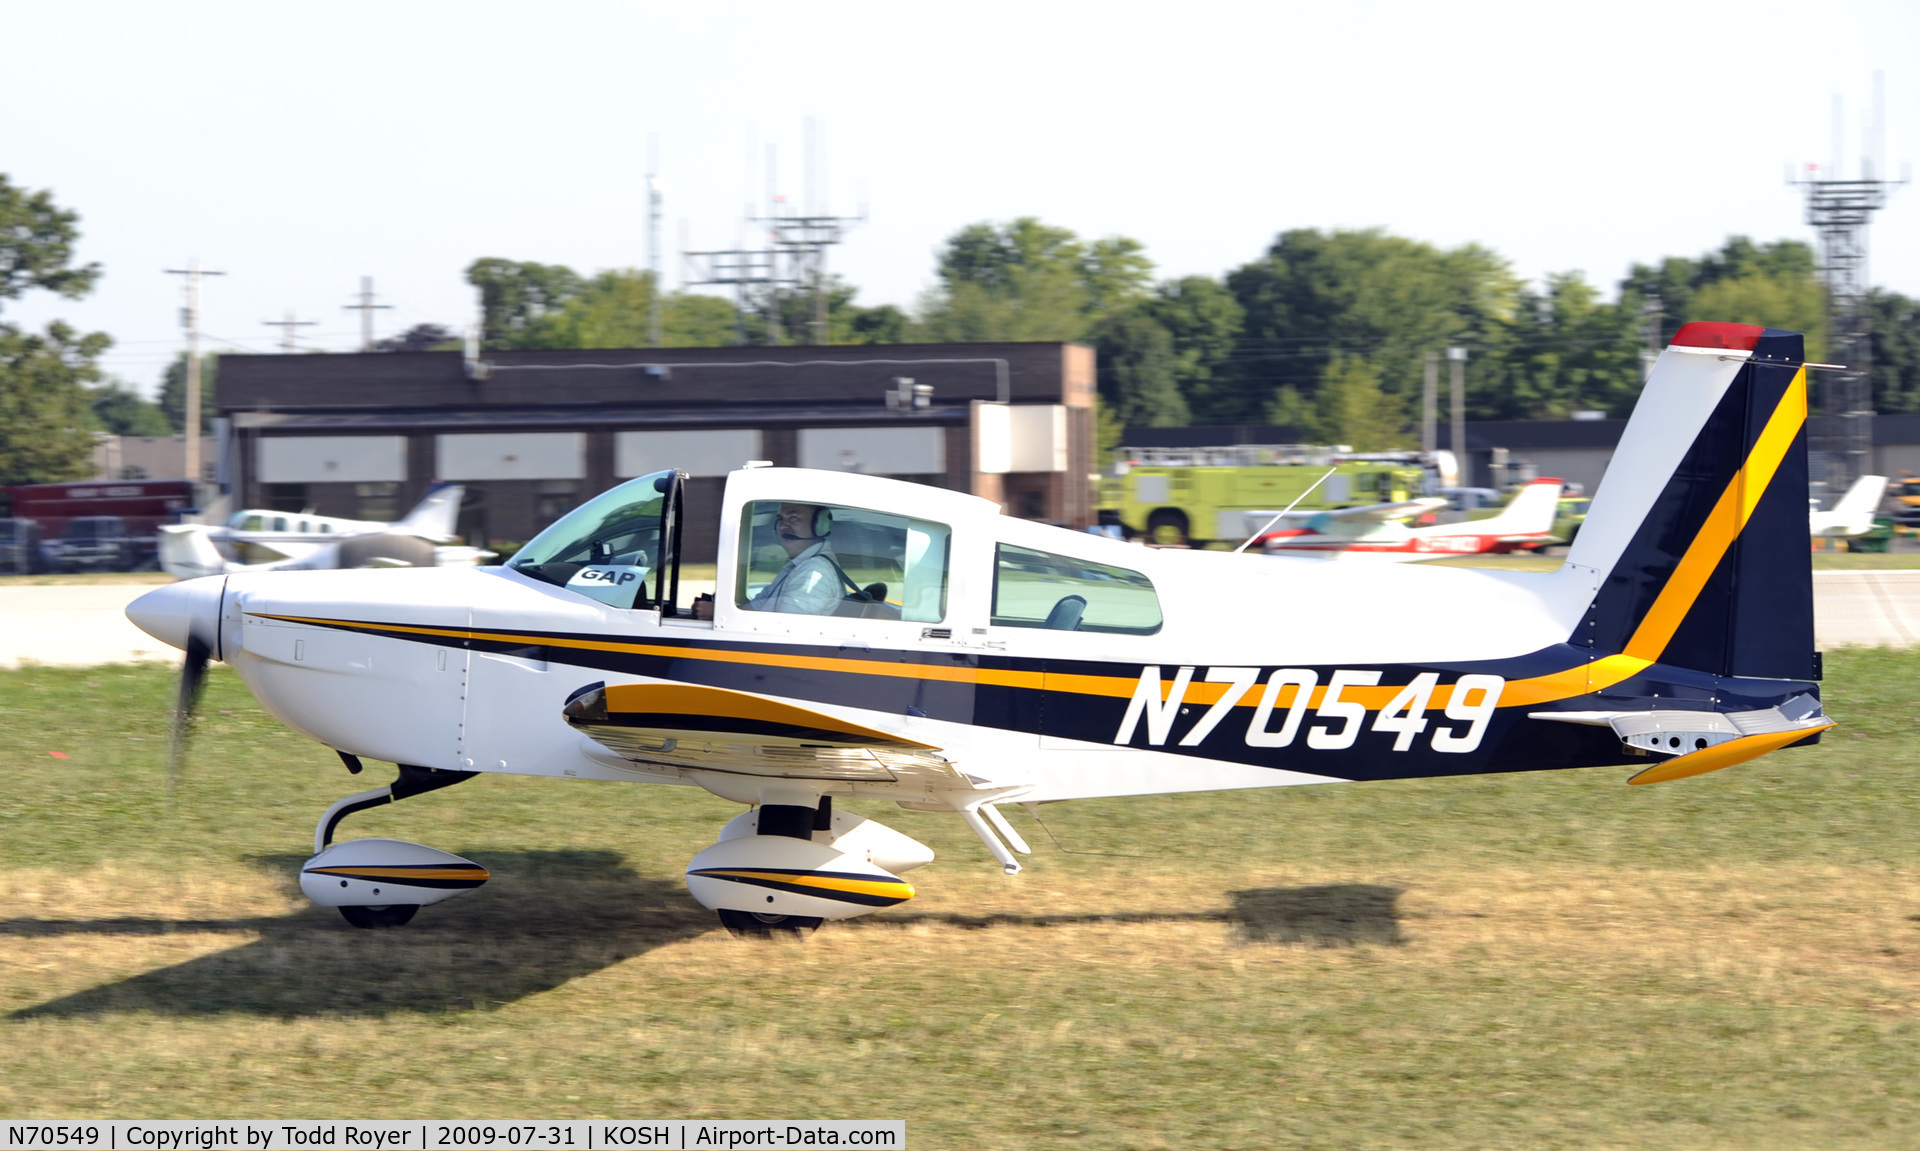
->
[4,171,1919,485]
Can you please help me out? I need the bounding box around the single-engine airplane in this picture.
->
[127,322,1831,936]
[1252,477,1565,560]
[157,482,479,580]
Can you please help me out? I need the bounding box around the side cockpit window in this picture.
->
[736,501,950,623]
[991,544,1163,634]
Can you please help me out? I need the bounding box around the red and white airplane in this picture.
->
[1254,478,1565,561]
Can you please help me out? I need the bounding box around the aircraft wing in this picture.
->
[1245,498,1447,534]
[563,682,969,787]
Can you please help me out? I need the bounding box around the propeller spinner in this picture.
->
[127,576,229,796]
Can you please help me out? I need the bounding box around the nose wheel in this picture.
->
[301,762,487,929]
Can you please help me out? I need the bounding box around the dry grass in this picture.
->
[3,655,1920,1147]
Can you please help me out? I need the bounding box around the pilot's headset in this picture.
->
[775,504,834,543]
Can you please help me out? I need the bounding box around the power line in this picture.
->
[342,276,394,351]
[162,260,226,493]
[260,310,319,353]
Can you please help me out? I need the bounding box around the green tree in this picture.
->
[0,323,106,484]
[1144,275,1245,423]
[0,175,109,484]
[158,351,218,434]
[1620,236,1824,352]
[1473,273,1646,419]
[1303,354,1408,450]
[1224,228,1517,429]
[1090,308,1188,427]
[665,291,745,347]
[89,381,172,436]
[843,303,911,345]
[1869,289,1920,414]
[1688,273,1827,361]
[467,262,773,350]
[466,258,586,348]
[0,174,100,303]
[918,218,1152,342]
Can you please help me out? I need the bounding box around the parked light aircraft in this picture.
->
[157,483,476,580]
[126,322,1830,936]
[1808,473,1888,540]
[1252,478,1565,560]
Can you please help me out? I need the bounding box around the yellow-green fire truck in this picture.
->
[1097,447,1430,546]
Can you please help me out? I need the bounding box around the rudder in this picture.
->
[1565,323,1814,681]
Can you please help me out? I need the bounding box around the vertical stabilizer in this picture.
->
[1563,323,1814,680]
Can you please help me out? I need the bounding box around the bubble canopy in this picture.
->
[507,469,684,611]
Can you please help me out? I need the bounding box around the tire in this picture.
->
[336,533,436,569]
[1145,508,1189,547]
[339,904,419,929]
[717,909,823,939]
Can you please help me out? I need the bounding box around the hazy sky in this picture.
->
[4,0,1917,394]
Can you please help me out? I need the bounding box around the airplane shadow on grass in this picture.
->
[6,866,1401,1020]
[6,850,715,1020]
[867,883,1406,948]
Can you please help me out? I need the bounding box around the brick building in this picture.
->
[215,343,1095,561]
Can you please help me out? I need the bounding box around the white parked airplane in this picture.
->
[126,323,1832,937]
[1809,474,1888,540]
[157,482,481,579]
[1251,478,1565,560]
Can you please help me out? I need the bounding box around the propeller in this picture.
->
[166,633,212,801]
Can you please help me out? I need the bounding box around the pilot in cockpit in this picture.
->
[744,503,845,615]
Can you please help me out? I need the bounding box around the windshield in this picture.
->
[508,470,678,610]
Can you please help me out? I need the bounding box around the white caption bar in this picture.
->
[1,1124,903,1151]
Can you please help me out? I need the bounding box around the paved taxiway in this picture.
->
[0,573,1914,668]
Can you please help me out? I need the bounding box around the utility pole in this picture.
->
[1448,347,1468,487]
[164,260,226,493]
[647,133,665,349]
[342,276,393,351]
[261,311,318,353]
[1789,74,1907,504]
[1421,350,1438,453]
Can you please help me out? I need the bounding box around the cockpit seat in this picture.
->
[1043,594,1087,631]
[832,582,902,621]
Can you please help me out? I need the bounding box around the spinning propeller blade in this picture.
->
[166,633,212,799]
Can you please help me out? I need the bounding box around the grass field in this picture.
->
[3,653,1920,1147]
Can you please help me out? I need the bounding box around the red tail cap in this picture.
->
[1670,322,1764,351]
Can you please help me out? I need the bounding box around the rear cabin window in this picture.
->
[991,544,1163,634]
[736,501,950,623]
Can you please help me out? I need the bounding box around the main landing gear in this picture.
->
[298,762,490,929]
[686,787,935,939]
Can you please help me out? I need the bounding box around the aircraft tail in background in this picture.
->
[391,482,465,542]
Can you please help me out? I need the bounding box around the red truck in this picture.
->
[0,480,198,572]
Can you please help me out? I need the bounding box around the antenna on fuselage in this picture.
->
[1233,467,1339,554]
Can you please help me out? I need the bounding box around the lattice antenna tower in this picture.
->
[682,133,795,346]
[1789,72,1908,503]
[755,117,865,345]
